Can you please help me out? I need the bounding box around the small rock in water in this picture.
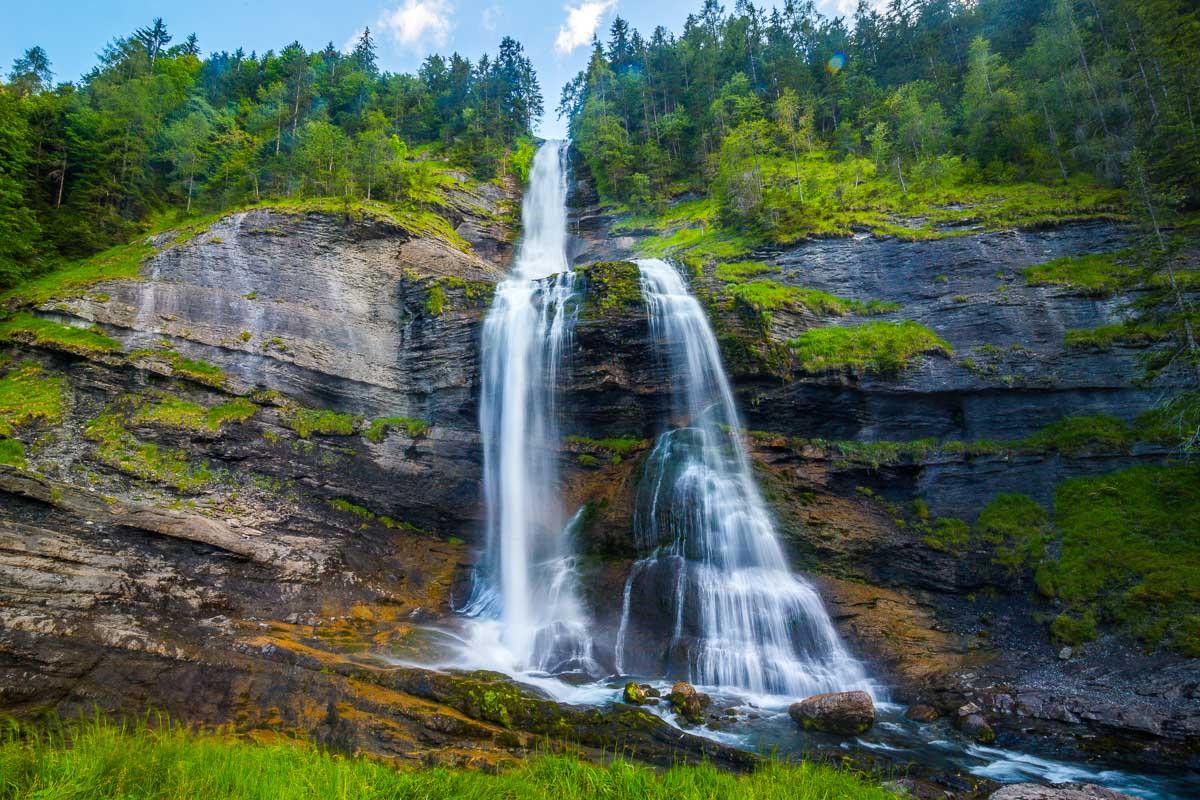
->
[1058,646,1073,660]
[788,690,876,735]
[667,681,710,725]
[622,682,646,705]
[904,703,940,722]
[988,783,1138,800]
[957,712,996,743]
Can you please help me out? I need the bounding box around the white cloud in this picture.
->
[341,27,365,54]
[481,3,501,32]
[554,0,616,55]
[377,0,454,51]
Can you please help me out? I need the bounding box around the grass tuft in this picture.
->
[788,321,951,374]
[0,313,122,356]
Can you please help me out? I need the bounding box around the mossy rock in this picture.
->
[576,261,643,318]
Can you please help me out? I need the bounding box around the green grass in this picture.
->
[0,361,65,437]
[0,313,122,356]
[421,276,495,317]
[281,407,360,438]
[726,279,898,325]
[0,239,153,307]
[85,406,213,492]
[0,718,898,800]
[134,396,257,432]
[129,348,228,388]
[1023,414,1134,455]
[788,321,951,374]
[1045,464,1200,655]
[1022,250,1140,297]
[1063,320,1175,350]
[975,493,1052,575]
[327,498,427,534]
[0,438,26,467]
[713,261,780,282]
[364,416,429,443]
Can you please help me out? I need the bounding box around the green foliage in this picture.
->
[975,494,1052,575]
[726,279,898,325]
[85,404,212,491]
[788,321,952,374]
[508,137,537,184]
[327,498,426,534]
[365,416,429,443]
[565,435,647,457]
[0,20,542,289]
[1024,414,1133,455]
[1136,391,1200,452]
[133,395,257,432]
[424,283,446,316]
[0,437,26,467]
[1048,465,1200,654]
[0,718,898,800]
[283,406,360,438]
[713,261,779,281]
[578,261,642,316]
[130,348,227,388]
[421,276,494,317]
[1063,319,1176,350]
[1050,612,1099,646]
[1023,250,1140,296]
[922,517,970,553]
[0,361,65,437]
[0,313,122,356]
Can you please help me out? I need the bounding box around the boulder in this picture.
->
[956,703,997,743]
[905,703,941,722]
[989,783,1137,800]
[667,681,710,725]
[788,690,876,735]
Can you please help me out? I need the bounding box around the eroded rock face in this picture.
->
[788,690,876,735]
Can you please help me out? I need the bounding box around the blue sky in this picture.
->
[2,0,865,138]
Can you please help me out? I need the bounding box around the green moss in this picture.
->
[1023,250,1139,297]
[922,517,970,553]
[565,435,647,456]
[725,279,898,326]
[283,406,360,438]
[1064,320,1173,350]
[578,261,642,317]
[0,313,122,356]
[422,276,494,317]
[788,321,952,374]
[1023,414,1133,455]
[0,361,65,437]
[85,405,212,492]
[129,347,227,388]
[424,283,446,316]
[1050,612,1098,646]
[1047,464,1200,654]
[714,261,779,282]
[134,396,257,432]
[577,454,599,467]
[1,239,153,307]
[328,498,374,519]
[327,497,429,534]
[0,437,26,467]
[365,416,429,443]
[975,493,1052,575]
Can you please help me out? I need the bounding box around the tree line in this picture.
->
[561,0,1199,218]
[0,19,543,289]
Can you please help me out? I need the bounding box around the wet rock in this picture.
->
[788,690,876,735]
[988,783,1138,800]
[956,703,997,744]
[905,704,941,722]
[667,681,710,725]
[1059,647,1073,661]
[623,682,646,704]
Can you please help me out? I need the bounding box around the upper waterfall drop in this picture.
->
[616,257,873,700]
[461,141,595,676]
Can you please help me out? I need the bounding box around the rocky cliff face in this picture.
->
[563,165,1199,771]
[2,159,1197,779]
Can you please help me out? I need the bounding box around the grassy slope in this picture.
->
[615,153,1124,262]
[0,720,897,800]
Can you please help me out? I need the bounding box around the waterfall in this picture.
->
[616,257,871,700]
[461,141,595,676]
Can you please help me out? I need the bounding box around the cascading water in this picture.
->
[615,257,872,700]
[460,141,595,676]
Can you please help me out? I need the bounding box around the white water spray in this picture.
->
[461,142,595,675]
[616,257,872,700]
